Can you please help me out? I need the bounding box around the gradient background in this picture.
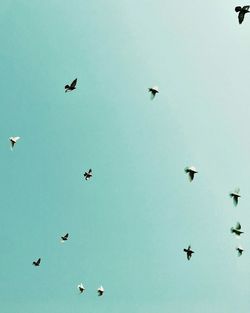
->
[1,1,250,312]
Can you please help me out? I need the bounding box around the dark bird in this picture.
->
[9,136,20,150]
[185,166,198,182]
[97,285,104,296]
[230,188,241,206]
[84,169,93,181]
[235,6,250,24]
[32,258,41,267]
[77,283,85,294]
[183,245,194,260]
[236,246,244,256]
[231,222,244,236]
[148,86,159,99]
[61,233,69,243]
[65,78,77,92]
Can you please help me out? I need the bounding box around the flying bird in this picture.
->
[231,222,244,236]
[235,6,250,24]
[236,246,244,256]
[97,285,104,296]
[84,169,93,181]
[183,245,194,260]
[61,233,69,243]
[65,78,77,92]
[230,188,241,206]
[148,86,159,99]
[32,258,41,267]
[185,166,198,182]
[9,136,20,150]
[77,283,85,294]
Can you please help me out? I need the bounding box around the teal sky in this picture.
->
[1,1,250,312]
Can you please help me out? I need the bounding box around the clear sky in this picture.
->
[1,1,250,312]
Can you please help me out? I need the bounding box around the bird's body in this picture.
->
[230,188,241,206]
[185,166,198,182]
[32,258,41,266]
[235,6,250,24]
[9,136,20,149]
[65,78,77,92]
[183,245,194,260]
[77,283,85,293]
[97,286,104,296]
[148,86,159,99]
[61,233,69,243]
[84,169,93,180]
[236,246,244,256]
[231,222,244,236]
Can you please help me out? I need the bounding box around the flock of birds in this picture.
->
[7,7,249,298]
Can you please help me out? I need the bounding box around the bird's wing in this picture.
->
[239,11,245,24]
[70,79,77,88]
[233,196,238,206]
[189,172,194,181]
[65,233,69,238]
[243,5,250,10]
[236,223,241,230]
[37,258,41,265]
[89,169,92,174]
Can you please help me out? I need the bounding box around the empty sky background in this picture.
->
[1,1,250,312]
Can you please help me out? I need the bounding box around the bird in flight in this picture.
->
[230,188,241,206]
[97,285,104,296]
[231,222,244,236]
[65,78,77,92]
[61,233,69,243]
[183,245,194,260]
[236,246,244,256]
[9,136,20,150]
[148,86,159,99]
[235,6,250,24]
[77,283,85,294]
[32,258,41,267]
[185,166,198,182]
[84,169,93,181]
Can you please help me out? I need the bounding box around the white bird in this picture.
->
[77,283,85,293]
[148,86,159,99]
[231,222,244,236]
[230,188,241,206]
[97,285,104,296]
[9,136,20,150]
[185,166,198,182]
[236,246,244,256]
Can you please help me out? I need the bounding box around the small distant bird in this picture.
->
[235,6,250,24]
[9,136,20,149]
[185,166,198,182]
[148,86,159,99]
[236,246,244,256]
[183,245,194,260]
[61,233,69,243]
[97,285,104,296]
[231,222,244,236]
[65,78,77,92]
[77,283,85,294]
[84,169,93,181]
[32,258,41,266]
[230,188,241,206]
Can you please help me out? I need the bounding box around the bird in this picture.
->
[97,285,104,296]
[32,258,41,266]
[183,245,194,260]
[236,246,244,256]
[61,233,69,243]
[9,136,20,150]
[148,86,159,99]
[230,188,241,206]
[84,169,93,180]
[231,222,244,236]
[77,283,85,294]
[185,166,198,182]
[65,78,77,92]
[235,6,250,24]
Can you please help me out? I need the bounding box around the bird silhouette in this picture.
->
[231,222,244,236]
[77,283,85,294]
[183,245,194,260]
[97,286,104,296]
[61,233,69,243]
[148,86,159,99]
[32,258,41,266]
[236,246,244,256]
[9,136,20,150]
[185,166,198,182]
[235,6,250,24]
[84,169,93,180]
[65,78,77,92]
[230,188,241,206]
